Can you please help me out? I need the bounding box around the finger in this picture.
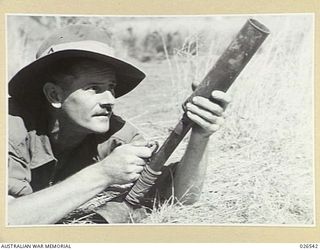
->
[132,165,144,174]
[191,81,200,91]
[146,141,159,154]
[129,173,141,182]
[211,91,231,109]
[186,102,224,125]
[110,183,134,189]
[191,96,224,116]
[122,182,134,188]
[125,164,144,174]
[131,156,147,166]
[187,111,220,133]
[133,147,152,158]
[126,142,153,158]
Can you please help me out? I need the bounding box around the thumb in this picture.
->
[147,141,159,154]
[131,140,150,147]
[131,140,159,153]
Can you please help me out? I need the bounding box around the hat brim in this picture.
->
[8,49,146,105]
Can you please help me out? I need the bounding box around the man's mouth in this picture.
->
[93,111,112,118]
[93,104,113,118]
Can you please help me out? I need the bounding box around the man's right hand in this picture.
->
[98,142,153,186]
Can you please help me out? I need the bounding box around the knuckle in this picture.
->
[225,95,232,103]
[207,113,217,122]
[188,103,196,112]
[210,124,220,131]
[216,117,225,125]
[125,163,136,171]
[205,123,214,130]
[192,96,205,106]
[136,166,144,173]
[127,155,136,164]
[138,159,147,167]
[187,102,197,112]
[122,165,130,173]
[197,120,209,128]
[213,103,223,114]
[187,111,194,119]
[193,115,202,124]
[130,173,139,181]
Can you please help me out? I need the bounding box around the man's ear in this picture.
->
[43,82,64,109]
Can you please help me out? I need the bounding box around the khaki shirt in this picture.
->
[8,99,144,198]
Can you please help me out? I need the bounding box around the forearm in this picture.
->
[173,129,210,204]
[8,163,108,225]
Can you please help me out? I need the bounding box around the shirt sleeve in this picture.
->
[8,114,33,197]
[8,143,33,197]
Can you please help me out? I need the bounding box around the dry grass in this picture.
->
[116,15,314,225]
[7,15,314,225]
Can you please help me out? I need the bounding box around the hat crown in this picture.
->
[36,25,111,59]
[9,24,145,104]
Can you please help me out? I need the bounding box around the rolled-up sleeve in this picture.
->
[8,115,33,197]
[8,153,33,197]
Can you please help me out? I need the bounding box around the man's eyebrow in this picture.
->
[88,81,116,86]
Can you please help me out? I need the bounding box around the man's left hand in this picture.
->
[185,90,231,137]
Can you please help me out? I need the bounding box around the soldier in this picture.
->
[8,25,230,224]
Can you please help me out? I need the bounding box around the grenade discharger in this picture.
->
[125,18,270,207]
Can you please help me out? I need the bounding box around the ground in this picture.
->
[7,15,314,225]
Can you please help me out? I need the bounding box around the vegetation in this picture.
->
[7,14,314,225]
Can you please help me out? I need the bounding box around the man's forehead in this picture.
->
[53,58,117,91]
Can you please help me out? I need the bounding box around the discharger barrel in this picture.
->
[125,19,270,206]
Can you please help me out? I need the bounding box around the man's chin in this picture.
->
[88,122,110,134]
[93,125,110,134]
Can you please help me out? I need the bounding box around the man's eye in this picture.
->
[86,86,99,91]
[109,84,116,90]
[85,83,116,93]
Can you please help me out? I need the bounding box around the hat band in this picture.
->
[38,40,115,59]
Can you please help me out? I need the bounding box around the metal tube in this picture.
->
[125,18,270,206]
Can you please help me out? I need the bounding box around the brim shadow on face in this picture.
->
[8,49,146,109]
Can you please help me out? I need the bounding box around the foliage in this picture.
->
[7,15,314,225]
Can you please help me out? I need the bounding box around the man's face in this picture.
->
[58,60,117,134]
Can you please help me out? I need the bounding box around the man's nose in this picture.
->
[98,90,115,107]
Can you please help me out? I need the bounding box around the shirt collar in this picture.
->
[28,131,57,169]
[27,114,124,170]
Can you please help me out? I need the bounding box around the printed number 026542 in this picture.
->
[300,244,319,249]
